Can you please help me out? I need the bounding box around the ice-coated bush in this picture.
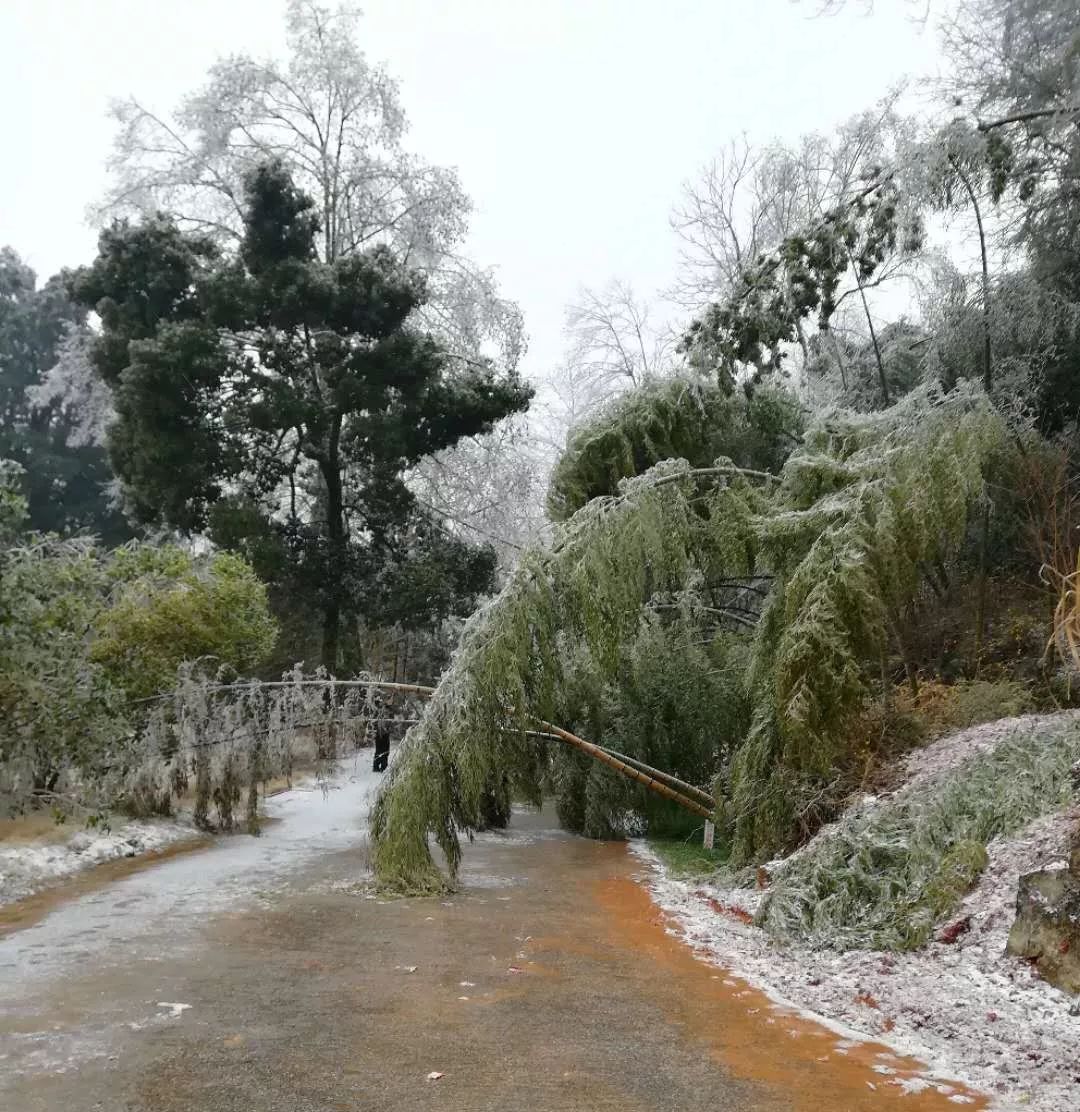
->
[757,715,1080,950]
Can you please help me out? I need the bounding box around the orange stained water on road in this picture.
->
[591,860,987,1112]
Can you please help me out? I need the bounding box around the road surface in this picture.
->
[0,761,983,1110]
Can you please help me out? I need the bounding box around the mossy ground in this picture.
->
[648,836,730,878]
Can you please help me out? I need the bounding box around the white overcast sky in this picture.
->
[0,0,944,380]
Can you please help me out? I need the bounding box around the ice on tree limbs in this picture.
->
[370,382,1008,894]
[546,376,801,523]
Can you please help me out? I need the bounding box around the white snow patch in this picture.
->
[896,1077,932,1095]
[901,711,1080,791]
[0,819,201,907]
[632,796,1080,1112]
[155,1002,191,1018]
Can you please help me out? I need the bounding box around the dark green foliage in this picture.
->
[0,248,130,542]
[922,840,990,921]
[209,495,497,682]
[551,617,750,839]
[0,460,25,542]
[70,161,532,670]
[362,519,498,632]
[547,377,803,521]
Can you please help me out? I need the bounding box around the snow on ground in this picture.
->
[0,819,201,908]
[632,719,1080,1112]
[0,756,383,986]
[900,711,1080,791]
[0,753,393,911]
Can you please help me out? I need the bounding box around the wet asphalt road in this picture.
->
[0,773,981,1111]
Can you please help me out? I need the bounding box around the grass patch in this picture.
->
[649,835,730,878]
[0,811,71,846]
[758,714,1080,951]
[899,678,1036,739]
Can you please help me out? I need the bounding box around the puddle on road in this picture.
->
[591,864,986,1111]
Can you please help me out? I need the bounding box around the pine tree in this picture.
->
[70,161,532,671]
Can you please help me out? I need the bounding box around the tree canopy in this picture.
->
[546,376,803,521]
[0,249,130,541]
[71,160,532,670]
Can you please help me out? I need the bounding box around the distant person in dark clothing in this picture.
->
[372,720,391,772]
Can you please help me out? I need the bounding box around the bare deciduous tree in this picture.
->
[800,0,932,19]
[95,0,523,372]
[408,417,551,562]
[531,280,678,460]
[675,94,922,388]
[564,280,673,392]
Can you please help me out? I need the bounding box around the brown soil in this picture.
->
[595,871,984,1111]
[0,812,74,845]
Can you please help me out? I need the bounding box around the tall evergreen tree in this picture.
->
[71,161,532,671]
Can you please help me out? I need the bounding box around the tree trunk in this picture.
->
[320,415,345,675]
[887,609,919,698]
[531,718,714,819]
[322,601,340,675]
[948,155,993,393]
[193,745,212,831]
[972,501,992,676]
[793,316,811,365]
[847,248,889,406]
[830,331,849,391]
[946,158,994,673]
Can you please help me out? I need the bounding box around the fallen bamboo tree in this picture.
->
[528,719,714,819]
[522,730,715,811]
[369,386,1010,893]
